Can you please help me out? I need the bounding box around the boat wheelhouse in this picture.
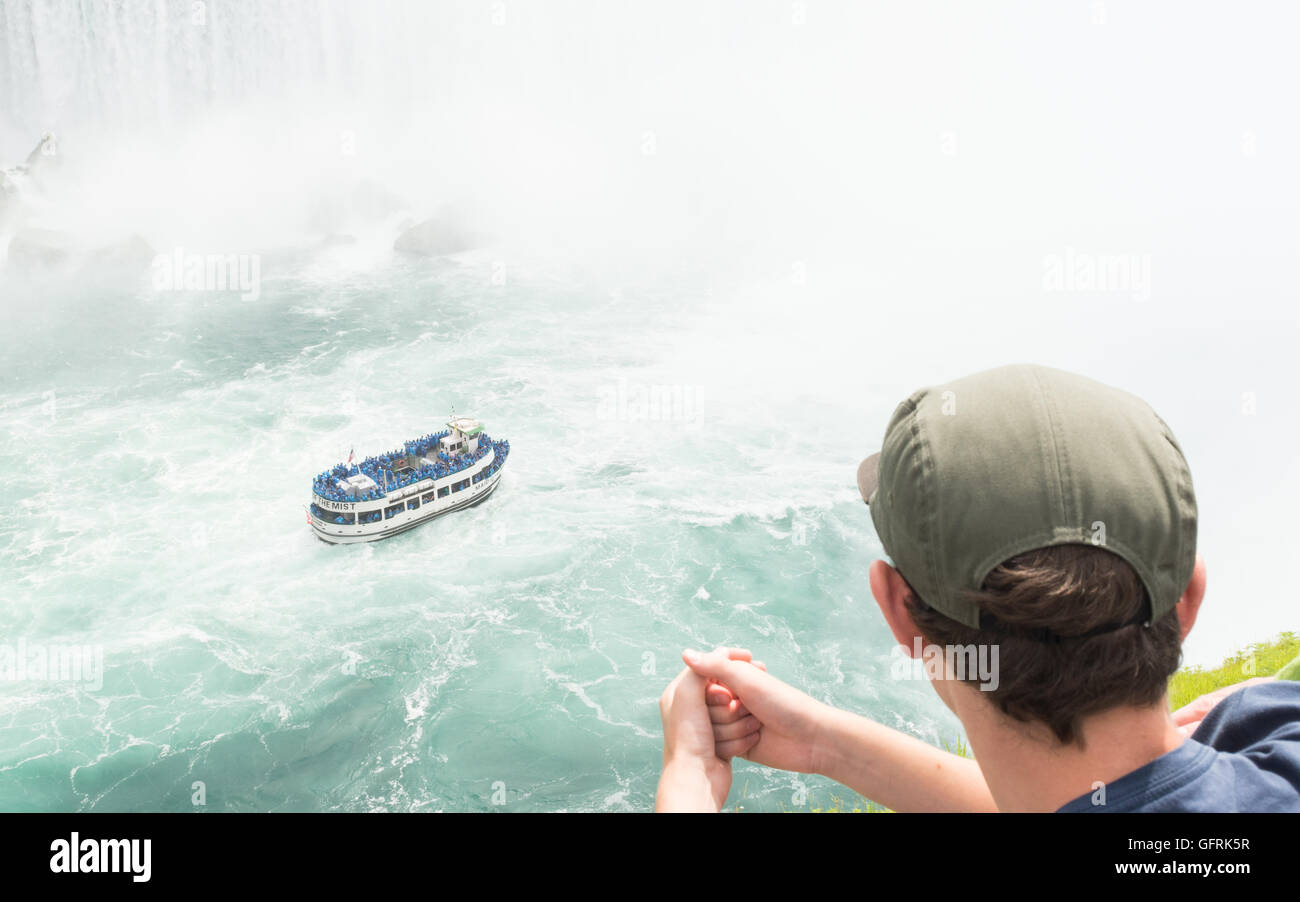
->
[309,416,509,544]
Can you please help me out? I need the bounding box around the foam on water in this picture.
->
[4,0,1297,812]
[0,251,968,811]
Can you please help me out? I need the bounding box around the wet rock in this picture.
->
[393,218,479,256]
[84,234,155,273]
[7,228,73,269]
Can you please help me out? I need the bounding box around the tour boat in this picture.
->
[309,416,508,544]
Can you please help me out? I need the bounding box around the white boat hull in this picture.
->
[311,459,505,545]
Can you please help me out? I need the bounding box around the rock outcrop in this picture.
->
[393,218,480,257]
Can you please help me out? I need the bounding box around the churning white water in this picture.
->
[1,1,1296,810]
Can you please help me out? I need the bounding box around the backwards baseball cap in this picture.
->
[857,364,1197,630]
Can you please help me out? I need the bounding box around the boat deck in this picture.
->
[312,432,509,504]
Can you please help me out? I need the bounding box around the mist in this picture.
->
[3,0,1298,664]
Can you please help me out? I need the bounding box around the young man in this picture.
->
[656,364,1300,812]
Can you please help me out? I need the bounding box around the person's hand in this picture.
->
[703,658,765,757]
[686,648,834,775]
[656,647,762,811]
[1171,676,1275,737]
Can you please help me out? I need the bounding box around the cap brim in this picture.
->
[857,453,881,504]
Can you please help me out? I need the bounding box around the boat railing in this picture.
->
[313,434,508,504]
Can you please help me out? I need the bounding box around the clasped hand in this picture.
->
[657,646,832,811]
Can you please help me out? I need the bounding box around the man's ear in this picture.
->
[870,559,923,655]
[1175,554,1206,641]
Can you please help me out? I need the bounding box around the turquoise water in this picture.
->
[0,251,961,812]
[4,0,1297,814]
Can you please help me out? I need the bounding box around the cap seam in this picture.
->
[871,394,921,589]
[911,399,946,621]
[1029,366,1070,525]
[1163,421,1197,621]
[1043,369,1077,525]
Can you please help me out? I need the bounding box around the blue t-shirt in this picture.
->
[1057,680,1300,812]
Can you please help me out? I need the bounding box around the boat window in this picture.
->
[385,504,403,519]
[422,491,436,503]
[358,510,382,524]
[311,503,355,525]
[438,487,449,498]
[407,498,419,511]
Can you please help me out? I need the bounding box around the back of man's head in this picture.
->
[904,544,1183,744]
[858,364,1198,745]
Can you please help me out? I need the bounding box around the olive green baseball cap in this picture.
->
[857,364,1197,629]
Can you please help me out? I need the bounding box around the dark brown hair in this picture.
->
[904,544,1183,746]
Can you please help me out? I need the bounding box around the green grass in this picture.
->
[808,794,892,813]
[1168,631,1299,710]
[941,736,971,759]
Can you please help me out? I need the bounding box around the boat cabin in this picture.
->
[441,416,483,456]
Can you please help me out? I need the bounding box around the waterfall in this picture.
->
[0,0,880,262]
[0,0,475,143]
[0,0,519,249]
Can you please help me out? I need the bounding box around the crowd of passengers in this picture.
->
[312,434,510,504]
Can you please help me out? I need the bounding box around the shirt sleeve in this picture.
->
[1191,680,1300,784]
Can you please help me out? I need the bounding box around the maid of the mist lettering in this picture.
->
[49,833,151,883]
